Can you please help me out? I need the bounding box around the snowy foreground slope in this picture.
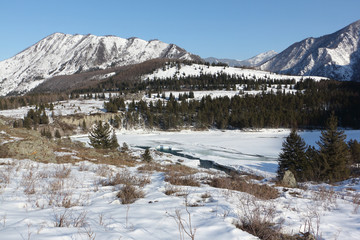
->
[0,128,359,239]
[0,33,199,96]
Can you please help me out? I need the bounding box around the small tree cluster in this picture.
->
[23,108,49,129]
[88,121,119,149]
[104,97,125,113]
[278,114,352,183]
[40,128,52,139]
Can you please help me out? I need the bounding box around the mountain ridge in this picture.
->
[205,50,277,67]
[260,19,360,81]
[0,33,201,96]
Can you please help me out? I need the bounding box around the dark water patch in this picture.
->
[135,145,236,174]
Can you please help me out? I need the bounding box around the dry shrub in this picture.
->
[96,165,113,178]
[165,173,200,187]
[235,195,294,240]
[48,190,82,208]
[0,167,11,185]
[104,169,150,187]
[53,165,72,179]
[352,193,360,213]
[201,192,211,199]
[312,186,338,210]
[164,184,181,195]
[54,209,87,228]
[162,163,200,187]
[78,162,90,171]
[117,184,145,204]
[163,164,198,175]
[48,179,64,193]
[21,169,38,195]
[209,176,279,200]
[137,162,164,172]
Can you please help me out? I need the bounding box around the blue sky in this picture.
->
[1,0,359,61]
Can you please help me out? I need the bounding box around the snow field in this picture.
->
[0,142,359,240]
[0,157,256,240]
[143,63,328,82]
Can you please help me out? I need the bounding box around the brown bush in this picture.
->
[164,184,181,195]
[209,176,279,200]
[165,173,200,187]
[103,170,150,187]
[117,184,145,204]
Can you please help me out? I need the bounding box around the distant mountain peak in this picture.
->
[205,50,277,67]
[260,19,360,81]
[0,33,200,96]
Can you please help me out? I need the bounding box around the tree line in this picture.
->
[103,79,360,130]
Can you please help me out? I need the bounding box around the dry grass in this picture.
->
[164,184,181,196]
[312,186,338,210]
[117,184,145,204]
[235,195,301,240]
[137,162,164,173]
[165,173,200,187]
[53,165,72,179]
[100,169,150,188]
[209,175,279,200]
[0,119,136,167]
[352,193,360,214]
[54,209,88,228]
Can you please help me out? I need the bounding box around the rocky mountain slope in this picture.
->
[0,33,200,96]
[205,50,277,67]
[260,20,360,81]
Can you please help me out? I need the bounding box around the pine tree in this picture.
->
[55,129,61,139]
[142,148,152,162]
[348,139,360,165]
[88,121,119,149]
[317,113,350,182]
[277,129,308,181]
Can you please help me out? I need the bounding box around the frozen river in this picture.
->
[72,129,360,177]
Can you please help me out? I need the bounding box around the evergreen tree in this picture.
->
[121,142,129,152]
[317,114,350,182]
[88,121,119,149]
[142,148,152,162]
[55,129,61,139]
[277,129,308,181]
[23,117,32,129]
[348,139,360,165]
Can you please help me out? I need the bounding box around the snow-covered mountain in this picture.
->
[0,33,200,96]
[205,50,277,67]
[260,20,360,81]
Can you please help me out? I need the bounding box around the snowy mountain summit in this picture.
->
[0,33,200,96]
[260,20,360,81]
[205,50,277,67]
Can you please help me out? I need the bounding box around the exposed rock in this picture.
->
[281,170,297,188]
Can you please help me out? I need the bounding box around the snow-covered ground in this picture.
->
[0,98,107,119]
[1,95,359,239]
[1,128,360,239]
[143,64,328,82]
